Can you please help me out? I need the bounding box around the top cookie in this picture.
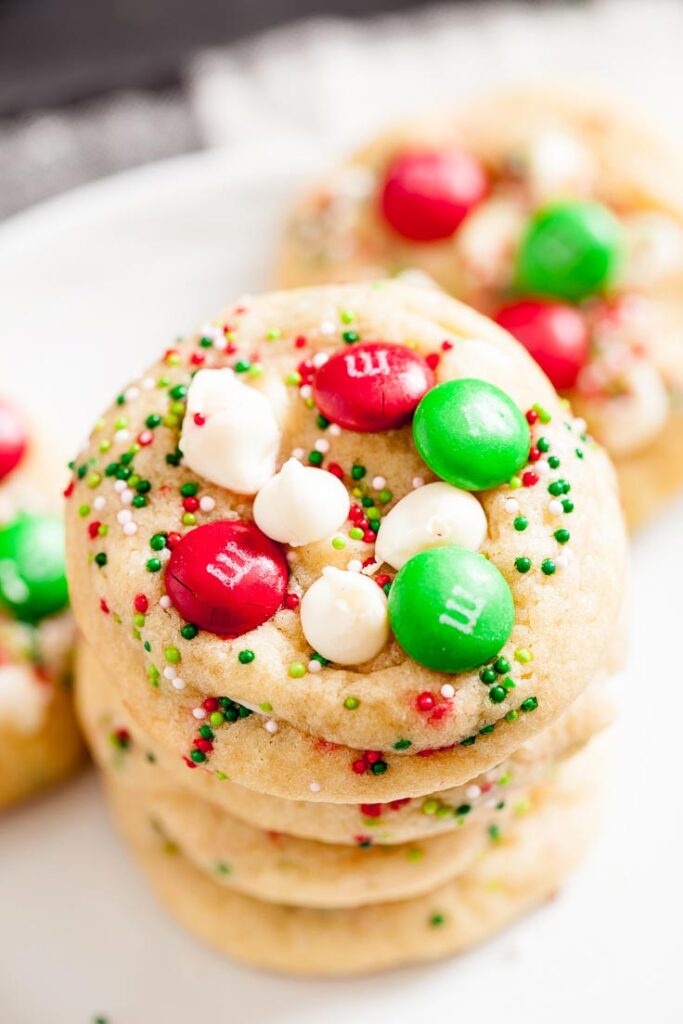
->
[276,88,683,526]
[65,280,626,758]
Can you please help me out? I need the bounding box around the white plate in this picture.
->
[0,147,681,1023]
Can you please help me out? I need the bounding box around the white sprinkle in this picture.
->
[465,784,482,800]
[192,708,207,720]
[113,480,126,494]
[307,659,322,674]
[440,683,455,699]
[292,448,305,460]
[535,460,550,476]
[372,476,386,490]
[264,719,278,734]
[286,551,298,564]
[199,496,215,513]
[548,499,563,515]
[159,595,171,609]
[315,438,330,453]
[158,548,171,563]
[120,489,134,505]
[163,666,176,680]
[555,555,567,571]
[142,377,155,390]
[93,496,106,511]
[312,352,329,368]
[123,522,137,537]
[114,429,130,444]
[117,509,133,524]
[504,498,519,514]
[309,781,321,793]
[172,677,186,690]
[573,417,587,433]
[320,320,335,335]
[300,384,313,400]
[328,424,341,437]
[125,386,140,401]
[347,559,363,573]
[412,476,425,489]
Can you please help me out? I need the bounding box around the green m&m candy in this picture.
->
[387,546,514,673]
[515,200,623,302]
[413,379,529,491]
[0,514,68,622]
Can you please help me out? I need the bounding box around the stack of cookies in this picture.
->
[66,280,627,975]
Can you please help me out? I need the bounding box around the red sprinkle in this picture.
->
[88,521,101,539]
[360,803,382,818]
[100,598,109,614]
[183,496,199,512]
[137,430,153,447]
[284,593,300,611]
[193,413,206,426]
[134,594,149,614]
[202,697,219,712]
[425,353,440,370]
[375,573,391,589]
[522,471,539,487]
[166,532,182,549]
[441,340,454,351]
[527,447,541,463]
[526,409,539,425]
[416,691,436,712]
[327,462,344,480]
[63,481,75,498]
[190,352,205,366]
[195,738,213,754]
[294,335,307,349]
[352,759,367,775]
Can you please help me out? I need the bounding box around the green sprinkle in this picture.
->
[288,661,306,679]
[479,724,495,735]
[164,647,181,664]
[348,527,364,541]
[505,709,519,722]
[514,556,531,573]
[429,913,446,927]
[554,528,570,544]
[234,360,251,373]
[541,559,556,576]
[548,455,561,469]
[521,696,539,712]
[132,495,147,509]
[199,336,214,348]
[316,413,330,429]
[266,327,282,341]
[78,504,90,517]
[331,536,346,550]
[393,738,412,751]
[370,760,387,775]
[480,667,497,684]
[562,498,574,513]
[342,330,359,344]
[308,450,323,466]
[422,798,439,815]
[180,624,198,640]
[146,558,162,573]
[344,696,360,710]
[210,711,225,727]
[537,437,550,453]
[351,464,367,481]
[169,384,188,400]
[489,685,507,704]
[340,309,355,324]
[180,482,199,497]
[94,553,107,568]
[149,532,166,551]
[190,750,206,764]
[513,516,528,532]
[494,657,510,675]
[514,648,532,664]
[181,513,196,526]
[238,649,255,665]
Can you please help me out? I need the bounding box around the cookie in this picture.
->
[77,639,614,844]
[276,89,683,527]
[0,398,84,808]
[65,281,626,801]
[103,745,601,975]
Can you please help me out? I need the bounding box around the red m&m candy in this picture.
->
[165,520,288,637]
[380,150,488,242]
[313,342,435,433]
[494,300,589,391]
[0,399,27,483]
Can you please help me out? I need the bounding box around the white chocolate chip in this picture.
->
[375,482,487,570]
[253,458,350,547]
[0,664,49,735]
[300,566,389,665]
[179,368,280,495]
